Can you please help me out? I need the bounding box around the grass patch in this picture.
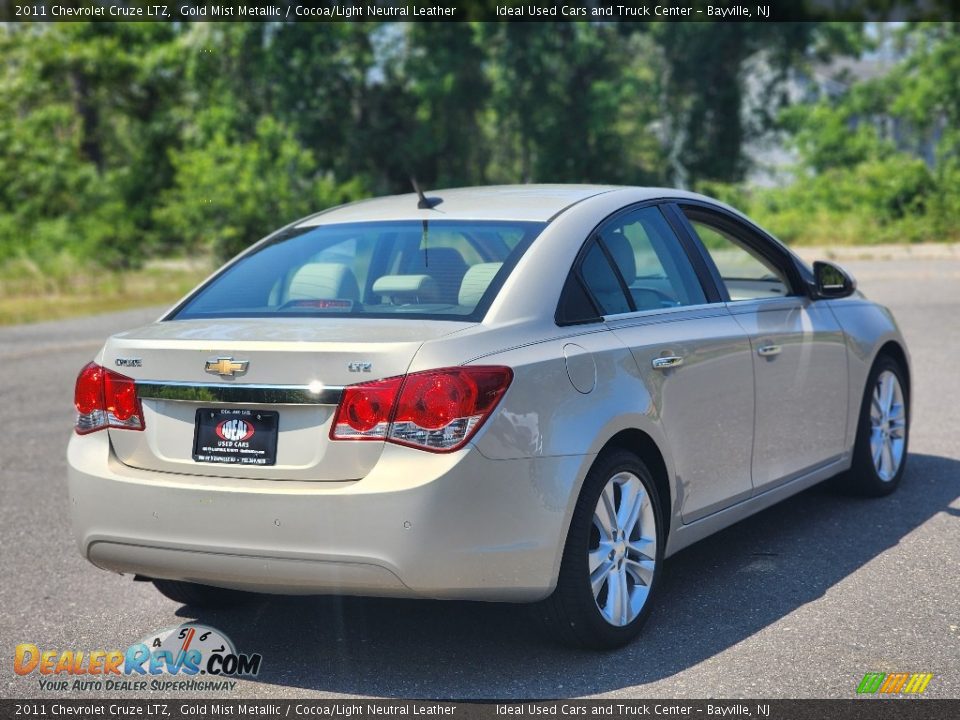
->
[0,257,213,326]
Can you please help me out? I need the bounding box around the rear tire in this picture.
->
[152,579,255,608]
[532,449,664,649]
[833,354,909,497]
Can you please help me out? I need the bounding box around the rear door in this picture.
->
[675,204,849,492]
[564,204,756,523]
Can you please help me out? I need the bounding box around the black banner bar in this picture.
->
[2,0,959,23]
[2,700,959,720]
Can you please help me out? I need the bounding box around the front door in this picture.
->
[678,207,849,492]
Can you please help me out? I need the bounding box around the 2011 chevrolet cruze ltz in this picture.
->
[67,186,911,648]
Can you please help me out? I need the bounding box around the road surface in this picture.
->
[1,259,957,700]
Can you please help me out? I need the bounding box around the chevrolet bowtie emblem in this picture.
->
[205,357,249,377]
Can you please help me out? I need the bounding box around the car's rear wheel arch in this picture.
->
[601,429,671,537]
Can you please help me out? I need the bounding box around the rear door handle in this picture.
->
[652,356,684,370]
[757,344,782,357]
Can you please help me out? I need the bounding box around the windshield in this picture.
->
[170,220,546,321]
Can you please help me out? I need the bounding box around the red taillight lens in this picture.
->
[331,376,403,439]
[395,371,478,431]
[330,366,512,452]
[74,363,104,416]
[73,362,145,434]
[103,370,138,422]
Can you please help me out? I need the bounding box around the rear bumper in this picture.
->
[67,431,589,601]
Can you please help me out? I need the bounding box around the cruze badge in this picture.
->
[205,357,249,377]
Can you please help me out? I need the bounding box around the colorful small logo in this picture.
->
[216,418,255,442]
[857,672,934,695]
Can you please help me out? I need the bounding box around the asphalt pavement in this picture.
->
[1,259,957,700]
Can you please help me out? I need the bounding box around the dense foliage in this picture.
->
[734,23,960,245]
[0,21,957,277]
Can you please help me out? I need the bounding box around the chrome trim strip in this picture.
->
[136,381,344,406]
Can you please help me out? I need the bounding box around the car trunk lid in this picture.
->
[103,318,470,480]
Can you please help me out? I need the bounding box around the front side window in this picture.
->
[558,206,707,323]
[684,214,792,301]
[171,220,545,321]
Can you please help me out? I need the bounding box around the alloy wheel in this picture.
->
[589,471,657,627]
[870,370,906,482]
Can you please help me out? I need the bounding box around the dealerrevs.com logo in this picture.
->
[14,624,262,692]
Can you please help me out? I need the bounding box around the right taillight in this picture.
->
[330,366,512,452]
[74,362,145,434]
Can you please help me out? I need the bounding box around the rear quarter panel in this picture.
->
[413,324,679,562]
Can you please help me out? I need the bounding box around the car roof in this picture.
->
[296,184,706,226]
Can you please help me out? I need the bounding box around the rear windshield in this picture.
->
[170,220,546,321]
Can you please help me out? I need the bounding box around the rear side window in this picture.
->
[171,220,545,321]
[557,206,707,324]
[581,242,632,316]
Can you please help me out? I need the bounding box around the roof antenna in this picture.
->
[410,177,441,209]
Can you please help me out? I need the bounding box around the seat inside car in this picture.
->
[286,262,360,302]
[371,274,440,305]
[601,231,671,311]
[458,262,503,308]
[403,247,469,306]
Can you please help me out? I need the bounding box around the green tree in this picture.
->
[482,23,666,185]
[155,116,364,261]
[648,22,864,185]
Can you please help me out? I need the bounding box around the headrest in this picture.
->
[458,263,503,307]
[372,274,439,301]
[288,262,359,301]
[602,231,636,283]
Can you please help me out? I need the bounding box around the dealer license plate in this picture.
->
[192,408,279,466]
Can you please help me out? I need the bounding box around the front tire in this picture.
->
[835,354,909,497]
[534,449,664,649]
[152,579,255,608]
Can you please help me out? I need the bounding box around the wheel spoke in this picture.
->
[881,436,894,478]
[888,402,905,422]
[880,374,895,414]
[595,483,618,540]
[627,536,656,563]
[618,481,645,536]
[890,436,906,464]
[590,559,614,597]
[871,431,884,467]
[625,557,655,586]
[604,566,629,626]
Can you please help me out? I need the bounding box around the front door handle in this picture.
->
[652,356,684,370]
[757,344,782,357]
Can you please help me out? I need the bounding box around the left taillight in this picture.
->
[74,362,145,435]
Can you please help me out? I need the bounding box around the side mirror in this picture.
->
[813,260,856,299]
